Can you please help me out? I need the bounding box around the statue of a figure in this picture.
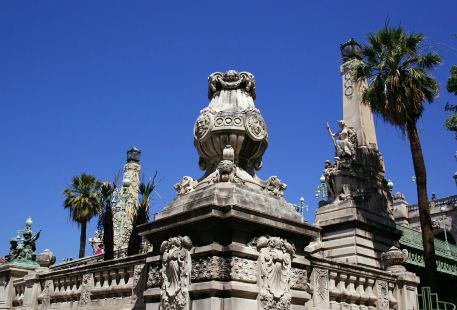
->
[18,229,40,261]
[326,120,356,159]
[323,160,336,200]
[6,239,20,261]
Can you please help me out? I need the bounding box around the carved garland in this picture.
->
[160,236,193,310]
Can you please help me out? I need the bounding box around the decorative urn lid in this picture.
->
[194,70,268,176]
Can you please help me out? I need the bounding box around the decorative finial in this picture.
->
[340,38,362,62]
[208,70,256,100]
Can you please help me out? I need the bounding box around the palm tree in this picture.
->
[97,181,116,260]
[63,173,101,258]
[127,174,157,255]
[353,25,441,289]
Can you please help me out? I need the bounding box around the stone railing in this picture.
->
[2,253,147,309]
[309,256,419,310]
[408,195,457,213]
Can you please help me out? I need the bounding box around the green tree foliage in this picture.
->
[63,173,101,258]
[97,180,117,260]
[127,173,158,256]
[353,25,441,290]
[445,62,457,138]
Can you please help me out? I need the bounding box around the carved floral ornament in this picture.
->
[253,236,295,310]
[159,236,193,310]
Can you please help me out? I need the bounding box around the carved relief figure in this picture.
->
[255,236,295,310]
[160,236,192,310]
[194,109,214,141]
[174,176,198,196]
[326,120,356,159]
[263,176,287,198]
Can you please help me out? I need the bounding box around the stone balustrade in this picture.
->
[309,256,419,310]
[1,246,420,309]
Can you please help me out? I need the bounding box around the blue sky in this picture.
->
[0,0,456,261]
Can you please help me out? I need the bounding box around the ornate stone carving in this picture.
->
[147,265,162,288]
[230,257,257,283]
[194,108,214,141]
[245,111,267,141]
[208,70,256,99]
[191,256,230,281]
[255,236,295,310]
[160,236,192,310]
[376,280,389,310]
[312,268,329,306]
[133,264,146,303]
[78,273,93,307]
[290,268,309,291]
[381,246,408,273]
[263,176,287,198]
[174,176,198,196]
[41,279,53,308]
[327,120,357,160]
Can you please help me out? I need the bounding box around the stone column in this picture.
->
[341,58,377,149]
[113,148,141,252]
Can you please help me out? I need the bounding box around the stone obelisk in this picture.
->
[341,38,378,149]
[113,147,141,253]
[314,39,399,268]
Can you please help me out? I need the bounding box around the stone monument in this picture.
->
[139,70,320,310]
[113,147,142,253]
[314,38,400,268]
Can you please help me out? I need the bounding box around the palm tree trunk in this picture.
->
[406,121,438,290]
[79,221,87,258]
[103,205,114,260]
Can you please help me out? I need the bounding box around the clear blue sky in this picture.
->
[0,0,456,261]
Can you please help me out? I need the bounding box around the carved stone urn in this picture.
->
[194,70,268,177]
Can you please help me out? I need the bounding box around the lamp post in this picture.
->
[292,197,308,218]
[315,175,327,200]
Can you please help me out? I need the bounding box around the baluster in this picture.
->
[365,279,377,310]
[125,266,134,286]
[118,267,126,286]
[347,275,359,309]
[388,282,397,309]
[329,271,340,309]
[339,273,349,306]
[102,270,110,289]
[94,272,102,289]
[357,277,369,310]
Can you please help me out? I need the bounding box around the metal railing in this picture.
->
[418,287,456,310]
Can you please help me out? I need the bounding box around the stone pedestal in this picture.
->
[139,183,319,310]
[315,146,400,268]
[0,264,35,309]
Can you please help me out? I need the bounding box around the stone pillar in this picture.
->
[113,148,141,252]
[0,265,33,309]
[341,57,377,149]
[23,272,40,309]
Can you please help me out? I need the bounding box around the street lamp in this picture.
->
[315,175,327,200]
[340,38,363,62]
[292,197,308,218]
